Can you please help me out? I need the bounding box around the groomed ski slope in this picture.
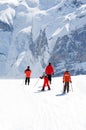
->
[0,75,86,130]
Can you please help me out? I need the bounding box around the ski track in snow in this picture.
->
[0,76,86,130]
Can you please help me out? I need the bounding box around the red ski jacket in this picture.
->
[63,71,72,82]
[24,69,31,78]
[40,76,49,86]
[44,76,49,84]
[45,65,54,75]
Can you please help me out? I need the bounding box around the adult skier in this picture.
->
[45,63,54,84]
[63,70,72,93]
[24,66,32,85]
[40,73,50,91]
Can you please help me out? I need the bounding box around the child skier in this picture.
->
[40,73,51,91]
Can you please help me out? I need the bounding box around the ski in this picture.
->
[35,89,51,93]
[56,93,67,96]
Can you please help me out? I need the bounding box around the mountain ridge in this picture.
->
[0,0,86,78]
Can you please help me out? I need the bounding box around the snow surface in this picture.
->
[0,75,86,130]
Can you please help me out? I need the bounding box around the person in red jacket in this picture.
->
[63,70,72,93]
[24,66,32,85]
[45,63,54,84]
[40,73,50,91]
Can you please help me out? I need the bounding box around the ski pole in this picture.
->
[70,82,73,92]
[62,82,65,93]
[33,78,40,88]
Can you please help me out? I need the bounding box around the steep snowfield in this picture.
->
[0,75,86,130]
[0,0,86,78]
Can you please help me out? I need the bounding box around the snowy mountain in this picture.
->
[0,0,86,78]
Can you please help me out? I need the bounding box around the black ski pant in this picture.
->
[25,77,30,85]
[63,82,69,93]
[47,75,52,84]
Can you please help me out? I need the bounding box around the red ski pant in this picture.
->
[42,81,50,89]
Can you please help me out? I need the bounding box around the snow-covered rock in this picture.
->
[0,0,86,78]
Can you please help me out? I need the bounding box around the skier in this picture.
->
[40,73,51,91]
[63,70,72,93]
[45,63,54,84]
[24,66,32,85]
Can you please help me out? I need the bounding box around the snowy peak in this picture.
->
[0,0,86,78]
